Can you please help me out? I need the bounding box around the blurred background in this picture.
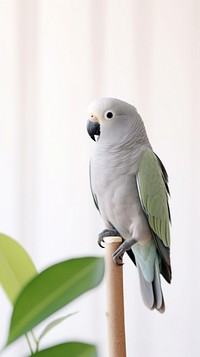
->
[0,0,200,356]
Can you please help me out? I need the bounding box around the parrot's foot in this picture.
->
[98,228,121,248]
[112,238,137,265]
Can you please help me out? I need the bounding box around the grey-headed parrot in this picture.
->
[87,97,171,312]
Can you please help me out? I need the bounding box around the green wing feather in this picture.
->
[137,149,170,248]
[136,149,172,283]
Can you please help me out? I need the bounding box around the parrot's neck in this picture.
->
[92,124,151,173]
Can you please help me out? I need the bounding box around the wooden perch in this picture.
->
[104,236,126,357]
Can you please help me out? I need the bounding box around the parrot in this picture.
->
[86,97,171,312]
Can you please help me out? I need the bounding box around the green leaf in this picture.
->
[7,257,104,346]
[38,312,78,344]
[28,342,97,357]
[0,233,37,303]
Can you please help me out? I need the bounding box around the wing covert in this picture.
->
[136,149,170,248]
[136,149,171,282]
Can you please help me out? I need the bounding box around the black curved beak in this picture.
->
[87,120,100,141]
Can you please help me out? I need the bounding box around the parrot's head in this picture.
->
[87,97,146,145]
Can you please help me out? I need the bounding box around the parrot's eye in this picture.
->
[105,111,113,120]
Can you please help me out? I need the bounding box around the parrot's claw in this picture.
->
[98,228,121,248]
[112,238,137,265]
[116,256,124,266]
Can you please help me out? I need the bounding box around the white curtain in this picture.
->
[0,0,200,356]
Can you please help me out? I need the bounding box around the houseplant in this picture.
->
[0,233,104,356]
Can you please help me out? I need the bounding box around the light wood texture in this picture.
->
[104,236,126,357]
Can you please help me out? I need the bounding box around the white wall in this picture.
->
[0,0,200,356]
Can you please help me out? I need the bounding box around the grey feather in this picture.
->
[137,264,154,310]
[138,257,165,312]
[152,258,165,312]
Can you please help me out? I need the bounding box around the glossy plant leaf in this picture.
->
[7,257,104,345]
[0,233,37,303]
[28,342,97,357]
[38,312,77,344]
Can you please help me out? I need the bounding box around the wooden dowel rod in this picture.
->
[104,237,126,357]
